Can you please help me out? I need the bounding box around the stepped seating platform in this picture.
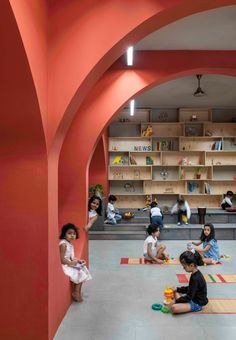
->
[89,208,236,240]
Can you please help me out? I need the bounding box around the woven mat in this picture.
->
[177,273,236,283]
[120,258,180,265]
[199,299,236,313]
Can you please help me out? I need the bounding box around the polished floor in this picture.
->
[54,240,236,340]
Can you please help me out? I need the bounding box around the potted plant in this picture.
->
[195,167,202,179]
[89,183,103,198]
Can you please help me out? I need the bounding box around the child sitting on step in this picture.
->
[143,224,169,264]
[191,223,220,265]
[171,198,191,226]
[221,190,234,210]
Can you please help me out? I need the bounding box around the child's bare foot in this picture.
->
[72,293,83,302]
[155,259,164,264]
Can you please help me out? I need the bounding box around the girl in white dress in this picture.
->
[59,223,92,302]
[84,195,102,231]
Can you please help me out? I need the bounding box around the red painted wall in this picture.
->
[0,2,48,339]
[89,133,109,197]
[3,1,236,339]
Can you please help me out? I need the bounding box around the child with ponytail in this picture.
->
[170,250,208,314]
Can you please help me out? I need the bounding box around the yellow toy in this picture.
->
[182,215,188,224]
[164,287,174,304]
[142,125,153,137]
[112,156,122,164]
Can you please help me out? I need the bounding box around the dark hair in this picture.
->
[226,190,233,197]
[150,201,158,208]
[200,223,216,242]
[108,195,117,202]
[59,223,79,239]
[88,195,102,216]
[179,250,203,267]
[147,223,160,235]
[177,198,185,205]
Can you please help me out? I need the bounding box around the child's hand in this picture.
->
[171,286,177,292]
[70,259,78,266]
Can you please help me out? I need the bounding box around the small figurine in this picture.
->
[142,125,153,137]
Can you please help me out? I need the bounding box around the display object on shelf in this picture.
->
[108,108,236,208]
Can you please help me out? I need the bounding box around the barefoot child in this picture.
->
[143,224,168,264]
[191,223,220,265]
[171,250,208,314]
[59,223,92,302]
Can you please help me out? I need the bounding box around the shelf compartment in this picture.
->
[186,181,204,194]
[222,138,236,151]
[162,151,204,166]
[109,152,129,166]
[182,194,222,208]
[152,166,179,181]
[204,123,236,137]
[109,180,144,195]
[143,180,185,195]
[113,109,150,123]
[152,137,179,151]
[184,123,203,137]
[180,137,222,151]
[205,151,236,166]
[152,194,179,210]
[129,152,161,166]
[179,108,212,122]
[109,166,151,180]
[208,181,236,194]
[114,195,147,208]
[109,137,152,152]
[180,166,212,180]
[212,165,236,180]
[109,123,141,137]
[141,122,183,137]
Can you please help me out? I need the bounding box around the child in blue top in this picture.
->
[191,223,220,265]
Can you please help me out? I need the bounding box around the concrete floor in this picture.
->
[54,240,236,340]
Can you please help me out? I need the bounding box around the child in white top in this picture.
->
[105,195,122,225]
[171,198,191,226]
[221,190,234,210]
[85,195,102,231]
[59,223,92,302]
[150,201,164,229]
[143,224,169,264]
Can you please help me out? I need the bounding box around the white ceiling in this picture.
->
[133,5,236,108]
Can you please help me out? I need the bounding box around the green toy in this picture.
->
[161,306,171,313]
[151,303,162,311]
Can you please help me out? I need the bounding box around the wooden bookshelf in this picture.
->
[108,108,236,209]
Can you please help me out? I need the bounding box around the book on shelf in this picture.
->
[212,140,222,151]
[204,182,211,194]
[157,140,173,151]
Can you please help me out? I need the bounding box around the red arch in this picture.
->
[50,0,236,152]
[59,50,236,247]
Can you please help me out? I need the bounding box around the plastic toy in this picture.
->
[142,125,153,137]
[182,215,188,224]
[161,306,171,313]
[151,303,162,311]
[164,287,174,304]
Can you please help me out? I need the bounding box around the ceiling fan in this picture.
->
[193,74,206,97]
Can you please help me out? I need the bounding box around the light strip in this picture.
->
[130,99,135,116]
[127,46,133,66]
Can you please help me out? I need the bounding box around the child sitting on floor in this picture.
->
[221,190,234,210]
[143,224,169,264]
[170,250,208,314]
[171,198,191,226]
[105,195,122,225]
[150,201,164,229]
[191,223,220,265]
